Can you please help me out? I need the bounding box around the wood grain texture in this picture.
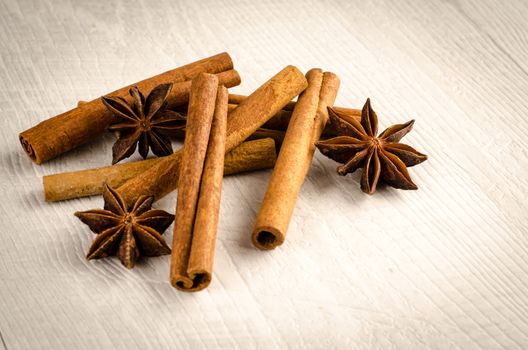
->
[1,0,527,349]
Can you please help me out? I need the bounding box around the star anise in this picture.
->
[74,184,174,269]
[102,83,186,164]
[316,98,427,194]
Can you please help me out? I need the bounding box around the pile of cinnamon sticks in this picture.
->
[19,52,358,291]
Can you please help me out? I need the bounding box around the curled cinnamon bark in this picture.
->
[228,93,360,132]
[116,65,308,205]
[247,128,286,149]
[177,96,359,135]
[172,104,286,148]
[42,138,276,202]
[19,53,239,164]
[170,76,227,292]
[252,69,340,250]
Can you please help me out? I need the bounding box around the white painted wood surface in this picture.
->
[1,0,527,348]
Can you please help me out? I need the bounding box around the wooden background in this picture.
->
[1,0,527,348]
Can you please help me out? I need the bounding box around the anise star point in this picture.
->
[102,83,186,164]
[316,98,427,195]
[75,184,174,269]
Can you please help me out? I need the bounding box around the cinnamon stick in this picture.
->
[116,65,308,205]
[247,128,286,149]
[174,100,357,144]
[19,53,239,164]
[42,138,276,202]
[252,69,340,250]
[228,93,360,132]
[170,77,228,292]
[173,104,286,147]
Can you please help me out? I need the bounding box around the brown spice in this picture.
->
[75,184,174,269]
[19,53,239,164]
[247,128,286,149]
[175,104,286,148]
[103,83,186,163]
[228,93,361,132]
[252,69,340,250]
[116,65,308,206]
[315,99,427,194]
[170,75,228,292]
[43,138,277,202]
